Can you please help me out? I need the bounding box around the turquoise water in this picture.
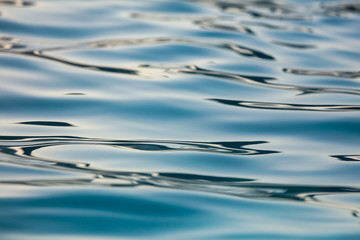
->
[1,0,360,239]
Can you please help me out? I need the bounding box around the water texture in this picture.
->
[0,0,360,239]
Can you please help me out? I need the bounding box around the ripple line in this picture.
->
[190,0,310,21]
[0,135,279,157]
[1,35,275,61]
[272,40,316,49]
[24,50,139,75]
[240,20,313,33]
[219,42,275,60]
[208,98,360,112]
[284,68,360,80]
[128,13,255,35]
[175,65,360,96]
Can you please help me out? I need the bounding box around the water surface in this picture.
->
[1,0,360,239]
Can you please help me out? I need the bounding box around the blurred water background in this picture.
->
[0,0,360,239]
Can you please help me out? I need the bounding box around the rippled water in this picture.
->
[1,0,360,239]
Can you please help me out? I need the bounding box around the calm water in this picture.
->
[1,0,360,239]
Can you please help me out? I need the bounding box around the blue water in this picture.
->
[1,0,360,239]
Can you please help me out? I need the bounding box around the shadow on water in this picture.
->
[17,121,76,127]
[331,155,360,162]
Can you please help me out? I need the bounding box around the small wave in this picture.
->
[0,156,359,216]
[2,36,360,98]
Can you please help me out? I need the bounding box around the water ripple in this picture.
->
[1,153,359,218]
[2,36,359,96]
[0,138,359,218]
